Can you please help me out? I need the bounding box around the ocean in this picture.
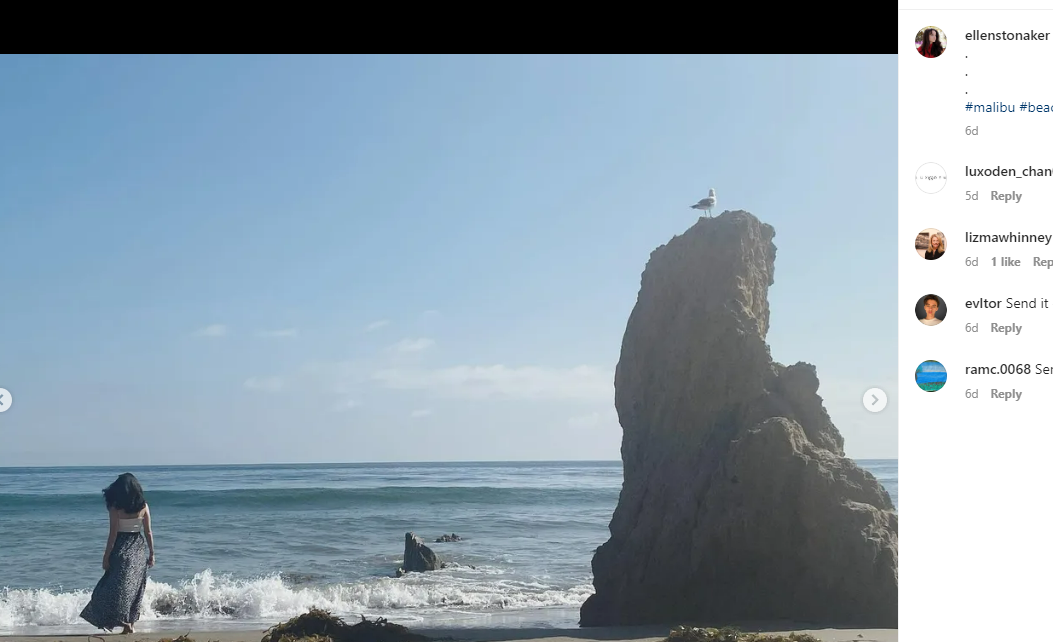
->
[0,460,897,635]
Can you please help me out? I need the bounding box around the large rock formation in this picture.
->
[580,211,897,628]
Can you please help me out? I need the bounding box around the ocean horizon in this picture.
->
[0,459,897,635]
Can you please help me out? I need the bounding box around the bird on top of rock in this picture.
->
[690,188,717,217]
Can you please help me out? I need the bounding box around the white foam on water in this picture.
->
[0,567,595,635]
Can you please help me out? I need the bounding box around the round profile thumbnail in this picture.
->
[916,294,947,326]
[916,26,946,58]
[916,228,946,260]
[915,360,947,392]
[915,162,947,194]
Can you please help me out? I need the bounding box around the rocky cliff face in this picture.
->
[579,211,897,628]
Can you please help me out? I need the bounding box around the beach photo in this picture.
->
[0,55,898,642]
[915,361,948,391]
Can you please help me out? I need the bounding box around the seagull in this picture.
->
[690,188,717,217]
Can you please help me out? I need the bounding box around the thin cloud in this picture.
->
[257,329,298,339]
[297,359,372,396]
[365,320,389,332]
[244,377,284,392]
[410,409,433,418]
[297,355,613,404]
[371,364,612,401]
[193,324,228,338]
[333,399,361,412]
[390,338,435,353]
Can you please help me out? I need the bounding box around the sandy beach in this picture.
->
[0,626,897,642]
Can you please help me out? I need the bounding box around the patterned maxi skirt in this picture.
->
[80,531,149,630]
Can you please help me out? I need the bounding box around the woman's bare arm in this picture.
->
[104,508,117,568]
[143,504,155,565]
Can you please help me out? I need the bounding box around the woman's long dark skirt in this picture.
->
[80,532,149,630]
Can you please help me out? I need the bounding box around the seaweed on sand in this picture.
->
[664,625,823,642]
[261,609,431,642]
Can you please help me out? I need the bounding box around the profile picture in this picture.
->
[916,294,947,326]
[915,360,947,392]
[916,228,946,260]
[916,26,946,58]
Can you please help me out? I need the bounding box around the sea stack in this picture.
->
[402,532,440,573]
[579,211,897,628]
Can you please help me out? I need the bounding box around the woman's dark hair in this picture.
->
[921,29,944,57]
[103,473,146,513]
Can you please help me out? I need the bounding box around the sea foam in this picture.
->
[0,567,594,634]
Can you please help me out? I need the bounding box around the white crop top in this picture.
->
[117,516,143,533]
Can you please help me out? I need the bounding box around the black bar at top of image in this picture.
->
[655,15,896,54]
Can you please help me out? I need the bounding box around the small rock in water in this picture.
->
[401,532,440,573]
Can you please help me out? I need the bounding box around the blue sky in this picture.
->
[0,55,897,465]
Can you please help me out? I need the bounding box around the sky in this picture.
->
[0,54,898,466]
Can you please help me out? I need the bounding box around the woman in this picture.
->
[919,294,943,326]
[80,473,155,634]
[924,233,945,260]
[918,28,944,58]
